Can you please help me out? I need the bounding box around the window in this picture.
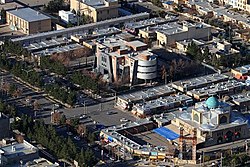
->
[217,137,223,144]
[217,132,223,137]
[101,56,107,62]
[193,113,199,122]
[107,10,109,14]
[219,115,227,124]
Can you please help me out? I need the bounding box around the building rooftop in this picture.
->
[101,119,174,154]
[24,37,71,52]
[7,8,50,22]
[133,94,192,114]
[32,43,84,57]
[0,2,24,11]
[0,141,37,159]
[71,27,121,43]
[172,73,229,91]
[118,85,175,103]
[231,91,250,105]
[187,80,244,98]
[81,0,119,9]
[156,21,211,36]
[125,17,168,31]
[25,158,59,167]
[233,64,250,74]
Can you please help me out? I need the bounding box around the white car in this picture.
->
[66,132,73,136]
[80,114,87,119]
[74,136,80,141]
[120,118,128,122]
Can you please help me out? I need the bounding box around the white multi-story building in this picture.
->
[59,10,77,24]
[95,35,158,85]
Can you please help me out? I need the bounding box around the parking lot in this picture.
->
[1,71,137,128]
[0,72,57,119]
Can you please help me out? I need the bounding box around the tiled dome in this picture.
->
[205,96,219,109]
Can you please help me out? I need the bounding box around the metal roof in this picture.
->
[7,8,50,22]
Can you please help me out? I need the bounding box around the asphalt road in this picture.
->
[1,71,136,127]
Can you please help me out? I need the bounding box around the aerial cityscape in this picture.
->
[0,0,250,166]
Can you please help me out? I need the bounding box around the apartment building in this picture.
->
[156,21,211,46]
[6,8,51,34]
[70,0,120,22]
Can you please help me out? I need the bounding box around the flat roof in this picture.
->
[118,85,175,103]
[33,43,84,56]
[127,40,147,48]
[0,141,37,158]
[232,64,250,74]
[187,80,244,98]
[157,21,210,36]
[133,94,192,112]
[83,0,119,9]
[7,8,50,22]
[15,0,51,7]
[125,17,168,30]
[134,131,176,149]
[24,37,71,52]
[72,27,121,41]
[172,73,229,91]
[231,91,250,104]
[0,2,24,11]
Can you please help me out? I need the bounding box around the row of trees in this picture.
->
[12,115,97,167]
[0,54,43,87]
[45,83,76,105]
[0,99,17,117]
[1,40,29,56]
[71,72,99,93]
[40,56,67,76]
[222,153,250,166]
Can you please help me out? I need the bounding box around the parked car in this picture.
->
[74,136,80,141]
[80,114,87,119]
[106,111,118,115]
[120,118,129,122]
[66,132,73,136]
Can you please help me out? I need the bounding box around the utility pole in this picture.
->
[83,101,86,114]
[77,0,81,26]
[220,152,223,167]
[99,103,102,111]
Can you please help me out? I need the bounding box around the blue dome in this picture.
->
[205,96,219,109]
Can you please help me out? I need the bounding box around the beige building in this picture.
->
[6,8,51,34]
[70,0,120,22]
[156,21,211,46]
[171,97,250,147]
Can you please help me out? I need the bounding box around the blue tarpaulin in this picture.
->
[153,127,180,141]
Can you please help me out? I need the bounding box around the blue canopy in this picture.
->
[153,127,180,141]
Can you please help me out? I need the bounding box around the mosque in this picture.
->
[171,96,250,147]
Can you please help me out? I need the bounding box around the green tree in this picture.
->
[60,114,67,124]
[0,8,6,24]
[151,0,163,7]
[203,46,210,62]
[45,0,66,13]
